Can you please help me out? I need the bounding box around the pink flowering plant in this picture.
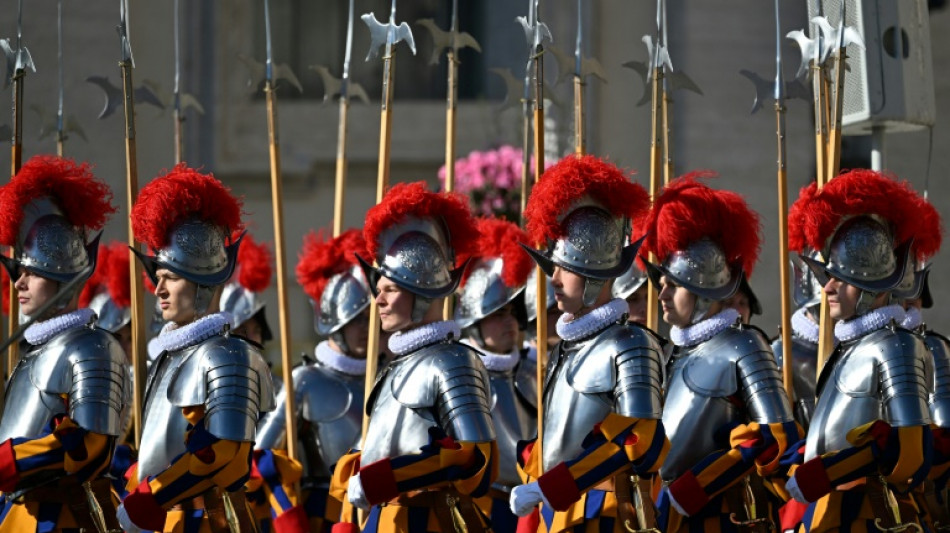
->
[438,145,549,221]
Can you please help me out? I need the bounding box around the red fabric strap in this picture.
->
[360,458,400,505]
[668,471,709,516]
[537,463,582,511]
[122,479,168,531]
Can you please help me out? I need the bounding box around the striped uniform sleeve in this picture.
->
[531,413,670,512]
[328,450,362,532]
[121,409,256,532]
[357,429,498,506]
[667,420,802,516]
[249,449,309,533]
[0,415,114,492]
[790,420,932,503]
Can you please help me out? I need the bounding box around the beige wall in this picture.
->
[2,1,949,366]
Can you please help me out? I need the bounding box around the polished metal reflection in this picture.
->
[361,342,494,466]
[805,327,930,460]
[0,325,128,442]
[542,323,664,472]
[772,334,818,429]
[455,257,524,329]
[661,326,793,481]
[316,265,372,336]
[88,291,131,333]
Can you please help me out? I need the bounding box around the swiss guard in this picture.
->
[118,164,276,532]
[784,169,934,533]
[0,155,129,533]
[221,232,275,347]
[253,228,375,532]
[638,173,799,533]
[331,181,497,533]
[509,155,669,533]
[455,216,537,531]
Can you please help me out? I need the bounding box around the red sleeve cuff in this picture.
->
[122,479,168,531]
[360,458,400,504]
[537,463,582,511]
[795,458,832,502]
[273,504,310,533]
[0,440,19,492]
[332,523,361,533]
[668,471,709,516]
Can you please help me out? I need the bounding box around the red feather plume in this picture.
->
[788,169,936,259]
[637,172,762,276]
[0,155,116,245]
[131,163,243,250]
[235,232,273,293]
[523,155,649,246]
[363,182,478,267]
[296,228,365,302]
[463,217,533,288]
[79,242,132,309]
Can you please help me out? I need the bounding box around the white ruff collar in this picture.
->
[315,340,366,376]
[902,307,923,331]
[389,321,461,356]
[835,304,905,342]
[670,308,740,347]
[791,307,820,345]
[556,298,628,342]
[24,308,96,345]
[153,312,232,353]
[463,340,521,372]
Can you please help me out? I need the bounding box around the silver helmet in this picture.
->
[133,219,242,288]
[792,252,823,311]
[0,198,100,285]
[893,259,933,308]
[612,262,648,300]
[358,216,467,323]
[643,238,742,324]
[522,204,643,307]
[220,282,272,341]
[524,267,556,324]
[315,265,372,336]
[801,216,911,316]
[455,257,525,329]
[88,290,131,333]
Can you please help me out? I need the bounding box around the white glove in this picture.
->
[117,503,144,533]
[509,481,550,517]
[667,490,689,517]
[786,474,808,503]
[347,473,370,510]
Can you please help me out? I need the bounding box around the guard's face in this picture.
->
[341,309,370,358]
[824,276,861,321]
[551,266,585,315]
[479,303,519,354]
[375,277,414,333]
[626,284,648,326]
[658,275,696,328]
[724,291,751,324]
[154,268,197,326]
[15,269,58,318]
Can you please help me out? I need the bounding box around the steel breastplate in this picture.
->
[773,335,818,429]
[360,357,437,466]
[927,331,950,427]
[302,364,365,481]
[805,327,930,460]
[541,341,612,472]
[660,344,741,482]
[489,367,536,488]
[137,346,196,482]
[0,349,64,442]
